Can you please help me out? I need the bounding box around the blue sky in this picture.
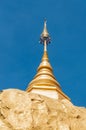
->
[0,0,86,106]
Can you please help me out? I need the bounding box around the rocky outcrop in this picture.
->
[0,89,86,130]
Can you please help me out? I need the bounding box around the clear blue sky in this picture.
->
[0,0,86,106]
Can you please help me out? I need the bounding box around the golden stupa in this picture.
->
[26,20,70,100]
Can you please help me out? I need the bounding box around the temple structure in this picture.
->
[26,21,70,100]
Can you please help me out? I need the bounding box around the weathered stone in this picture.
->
[0,89,86,130]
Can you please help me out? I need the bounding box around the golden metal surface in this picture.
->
[28,50,61,88]
[26,21,70,100]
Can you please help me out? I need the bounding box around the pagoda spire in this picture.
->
[26,20,70,100]
[27,20,61,89]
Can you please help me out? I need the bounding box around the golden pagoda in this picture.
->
[26,20,70,100]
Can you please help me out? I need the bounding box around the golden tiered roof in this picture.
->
[26,20,70,100]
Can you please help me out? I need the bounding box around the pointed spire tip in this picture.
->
[40,20,51,44]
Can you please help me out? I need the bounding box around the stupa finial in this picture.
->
[40,20,51,51]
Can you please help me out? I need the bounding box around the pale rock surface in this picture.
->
[0,89,86,130]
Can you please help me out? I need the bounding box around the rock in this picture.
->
[0,89,86,130]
